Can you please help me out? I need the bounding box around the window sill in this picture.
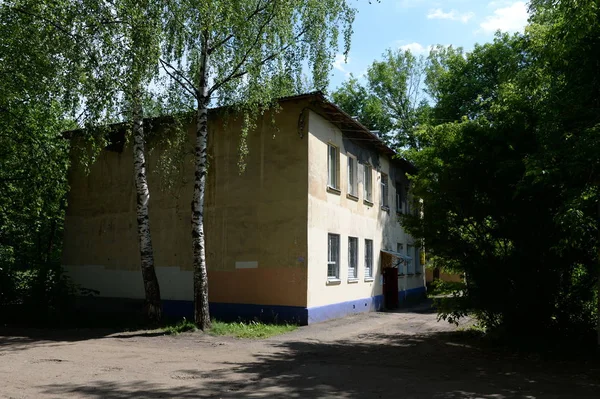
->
[327,186,341,195]
[347,278,359,284]
[396,211,404,216]
[364,199,374,206]
[364,277,374,282]
[326,278,341,285]
[346,193,359,201]
[381,205,390,212]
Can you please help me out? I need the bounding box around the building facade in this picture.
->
[62,92,425,324]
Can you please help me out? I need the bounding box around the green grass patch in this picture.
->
[209,320,297,339]
[162,318,197,335]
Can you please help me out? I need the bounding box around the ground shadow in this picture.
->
[39,329,600,398]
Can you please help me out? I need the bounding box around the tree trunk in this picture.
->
[132,85,162,323]
[192,34,211,331]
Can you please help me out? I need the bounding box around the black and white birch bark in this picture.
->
[132,83,162,322]
[191,33,211,330]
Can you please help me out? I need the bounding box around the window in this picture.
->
[348,237,358,279]
[415,247,421,274]
[363,165,373,202]
[364,239,373,278]
[405,187,411,214]
[327,144,339,190]
[396,183,403,213]
[347,157,357,197]
[407,244,414,274]
[380,173,388,208]
[327,233,340,279]
[397,243,405,274]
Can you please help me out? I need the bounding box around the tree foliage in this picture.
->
[399,2,600,344]
[331,48,430,148]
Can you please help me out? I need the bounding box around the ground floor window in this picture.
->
[348,236,358,279]
[328,233,340,279]
[364,239,373,278]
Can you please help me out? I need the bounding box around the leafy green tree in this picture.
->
[161,0,356,329]
[403,11,600,344]
[332,48,430,148]
[0,1,82,314]
[331,75,393,134]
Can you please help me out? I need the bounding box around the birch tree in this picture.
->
[119,0,164,322]
[162,0,355,329]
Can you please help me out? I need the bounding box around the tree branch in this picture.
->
[159,58,199,98]
[209,22,309,96]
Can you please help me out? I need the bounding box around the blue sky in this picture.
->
[328,0,530,91]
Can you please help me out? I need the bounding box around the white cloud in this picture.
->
[333,53,349,73]
[427,8,475,23]
[480,1,529,34]
[399,42,432,55]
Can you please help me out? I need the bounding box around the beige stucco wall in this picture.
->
[306,111,425,308]
[63,100,310,307]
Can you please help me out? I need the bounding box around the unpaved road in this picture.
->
[1,303,599,398]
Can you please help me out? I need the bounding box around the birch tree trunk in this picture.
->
[192,34,211,330]
[132,84,162,322]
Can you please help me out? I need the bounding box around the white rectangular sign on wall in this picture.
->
[235,261,258,269]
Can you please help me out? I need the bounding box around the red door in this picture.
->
[383,267,399,309]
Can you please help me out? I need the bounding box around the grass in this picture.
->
[162,318,197,335]
[209,320,297,339]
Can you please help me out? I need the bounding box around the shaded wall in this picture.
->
[63,99,310,309]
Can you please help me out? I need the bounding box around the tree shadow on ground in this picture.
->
[40,330,600,398]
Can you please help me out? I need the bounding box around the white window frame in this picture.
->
[397,243,405,275]
[327,144,339,190]
[364,165,373,203]
[348,236,358,280]
[396,183,403,213]
[364,239,374,279]
[347,156,357,197]
[407,244,414,274]
[327,233,340,280]
[380,173,389,208]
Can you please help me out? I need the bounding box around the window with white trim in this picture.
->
[407,244,415,274]
[327,144,339,190]
[364,239,373,278]
[396,183,403,213]
[364,165,373,202]
[348,236,358,279]
[327,233,340,279]
[397,243,405,274]
[347,156,357,197]
[380,173,389,207]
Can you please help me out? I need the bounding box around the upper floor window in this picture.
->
[347,156,357,197]
[396,183,403,213]
[380,173,389,208]
[327,144,339,190]
[364,165,373,202]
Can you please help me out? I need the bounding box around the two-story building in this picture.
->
[62,92,426,324]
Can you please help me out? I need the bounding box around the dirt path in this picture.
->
[1,303,599,398]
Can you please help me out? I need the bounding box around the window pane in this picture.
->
[328,233,340,278]
[348,237,358,278]
[381,174,388,207]
[364,166,372,201]
[348,158,356,196]
[364,239,373,278]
